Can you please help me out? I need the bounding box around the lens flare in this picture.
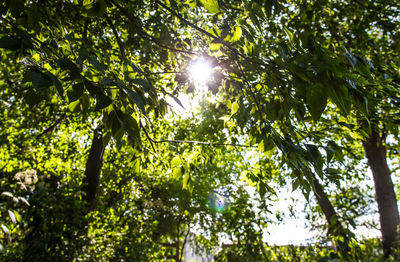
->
[208,191,230,213]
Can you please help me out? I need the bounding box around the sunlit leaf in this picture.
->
[199,0,220,13]
[231,101,239,115]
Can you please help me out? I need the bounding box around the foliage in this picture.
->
[215,239,400,262]
[0,0,399,261]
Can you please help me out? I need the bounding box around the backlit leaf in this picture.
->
[199,0,220,13]
[231,101,239,115]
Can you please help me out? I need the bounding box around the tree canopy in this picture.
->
[0,0,399,261]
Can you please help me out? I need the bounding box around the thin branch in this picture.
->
[0,16,59,58]
[151,139,256,148]
[83,18,90,40]
[107,0,197,56]
[155,0,219,41]
[155,0,277,69]
[141,118,255,148]
[104,13,126,58]
[180,226,191,262]
[176,220,181,262]
[236,60,263,117]
[352,0,367,8]
[140,120,156,152]
[36,113,66,139]
[148,71,183,75]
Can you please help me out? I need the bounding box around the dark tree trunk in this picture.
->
[82,126,104,212]
[363,129,400,255]
[294,169,350,253]
[312,175,350,253]
[313,176,337,225]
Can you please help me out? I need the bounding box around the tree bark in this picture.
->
[363,129,400,255]
[312,175,350,253]
[82,126,104,212]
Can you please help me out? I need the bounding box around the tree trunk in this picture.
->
[294,169,350,253]
[312,175,350,253]
[82,126,104,212]
[363,129,400,255]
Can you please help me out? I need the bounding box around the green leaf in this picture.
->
[284,27,294,43]
[124,88,146,114]
[209,42,222,51]
[68,99,81,112]
[24,88,44,107]
[89,55,107,71]
[1,224,9,235]
[124,59,142,73]
[0,36,20,50]
[111,111,124,142]
[326,83,351,116]
[57,59,82,77]
[183,172,190,189]
[292,178,300,192]
[199,0,220,13]
[47,72,64,97]
[115,110,140,145]
[8,210,16,223]
[94,93,112,111]
[231,26,242,42]
[173,167,182,180]
[168,94,184,109]
[306,144,323,175]
[2,192,13,198]
[67,83,85,102]
[102,77,116,86]
[102,130,112,149]
[345,52,357,68]
[171,156,181,167]
[8,0,25,16]
[306,83,327,121]
[231,101,239,115]
[77,46,90,64]
[131,78,153,92]
[29,69,52,91]
[87,0,107,17]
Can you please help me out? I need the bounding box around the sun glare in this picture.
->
[188,58,213,85]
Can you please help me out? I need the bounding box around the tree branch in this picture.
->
[180,226,191,262]
[236,60,263,118]
[151,138,255,148]
[36,114,66,139]
[155,0,277,69]
[107,0,197,56]
[140,120,156,152]
[82,126,104,212]
[104,12,126,58]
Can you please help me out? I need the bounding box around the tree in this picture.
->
[183,0,400,255]
[0,0,399,259]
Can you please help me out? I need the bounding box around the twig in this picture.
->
[104,13,126,58]
[141,117,256,148]
[352,0,367,8]
[151,139,256,148]
[236,60,263,116]
[36,114,66,139]
[155,0,277,69]
[107,0,197,56]
[140,120,156,152]
[180,226,191,262]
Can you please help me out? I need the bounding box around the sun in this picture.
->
[188,58,213,85]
